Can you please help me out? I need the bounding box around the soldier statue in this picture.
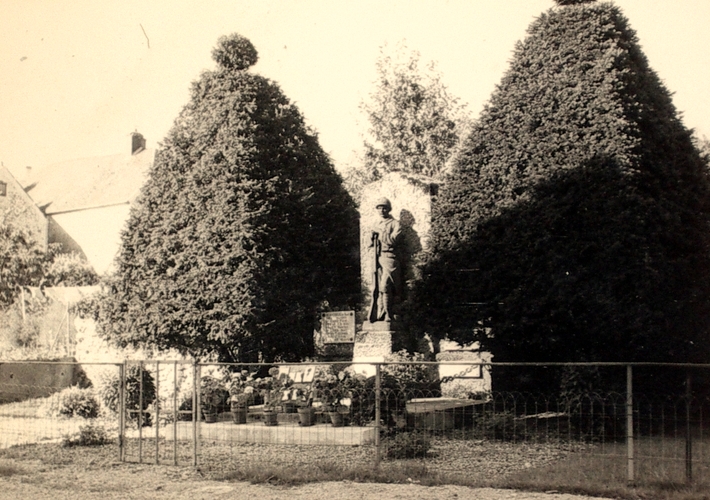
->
[368,197,402,323]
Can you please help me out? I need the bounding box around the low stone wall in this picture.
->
[0,358,89,403]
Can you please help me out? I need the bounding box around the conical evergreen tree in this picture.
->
[416,3,710,375]
[97,34,360,362]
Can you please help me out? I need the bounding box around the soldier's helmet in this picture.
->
[375,197,392,210]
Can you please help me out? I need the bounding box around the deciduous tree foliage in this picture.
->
[0,210,94,308]
[96,34,359,362]
[360,42,470,180]
[42,253,98,287]
[0,221,46,307]
[415,3,710,381]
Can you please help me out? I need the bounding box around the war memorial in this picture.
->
[2,0,710,491]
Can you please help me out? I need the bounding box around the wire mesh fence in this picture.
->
[0,360,120,448]
[1,359,709,488]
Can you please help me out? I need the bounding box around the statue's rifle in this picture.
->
[368,232,380,323]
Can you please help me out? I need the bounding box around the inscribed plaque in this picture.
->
[320,311,355,343]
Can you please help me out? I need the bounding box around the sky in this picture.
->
[1,0,709,179]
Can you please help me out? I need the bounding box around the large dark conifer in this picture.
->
[97,34,359,362]
[415,3,710,384]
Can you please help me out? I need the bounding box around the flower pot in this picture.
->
[297,407,316,427]
[203,411,218,424]
[328,411,345,427]
[263,410,278,426]
[282,401,297,414]
[231,406,248,424]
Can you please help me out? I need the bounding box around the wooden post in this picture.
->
[19,287,26,322]
[119,362,126,462]
[173,361,178,466]
[193,362,200,467]
[138,362,143,463]
[686,371,693,484]
[626,365,634,484]
[65,302,69,356]
[375,363,381,466]
[155,361,160,464]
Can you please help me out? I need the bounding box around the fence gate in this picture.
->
[119,360,197,465]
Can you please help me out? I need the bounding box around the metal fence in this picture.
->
[1,360,709,488]
[0,361,121,448]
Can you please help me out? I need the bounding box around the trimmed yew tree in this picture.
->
[97,34,359,362]
[415,3,710,383]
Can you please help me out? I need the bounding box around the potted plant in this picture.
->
[295,385,316,426]
[228,370,254,424]
[314,370,352,427]
[200,375,227,423]
[260,367,284,426]
[279,377,298,413]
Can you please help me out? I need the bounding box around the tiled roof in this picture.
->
[24,148,154,214]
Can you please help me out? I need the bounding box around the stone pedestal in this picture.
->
[351,322,394,377]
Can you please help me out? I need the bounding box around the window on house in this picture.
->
[0,181,6,196]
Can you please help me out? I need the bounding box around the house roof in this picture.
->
[23,148,154,215]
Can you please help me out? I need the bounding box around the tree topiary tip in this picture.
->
[212,33,258,70]
[554,0,597,5]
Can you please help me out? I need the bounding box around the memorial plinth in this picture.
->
[351,321,394,376]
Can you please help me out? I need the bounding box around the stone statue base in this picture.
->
[361,320,400,332]
[351,325,394,377]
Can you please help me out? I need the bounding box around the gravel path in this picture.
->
[0,466,606,500]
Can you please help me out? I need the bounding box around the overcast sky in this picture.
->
[1,0,709,178]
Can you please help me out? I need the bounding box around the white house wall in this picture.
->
[49,204,131,275]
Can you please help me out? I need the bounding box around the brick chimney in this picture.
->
[131,132,146,155]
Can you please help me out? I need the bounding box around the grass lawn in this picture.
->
[2,394,710,499]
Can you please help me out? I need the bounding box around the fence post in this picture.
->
[375,363,381,466]
[19,286,26,322]
[155,361,160,464]
[193,361,200,467]
[173,360,178,466]
[138,361,143,463]
[119,361,126,462]
[626,364,634,484]
[686,370,693,484]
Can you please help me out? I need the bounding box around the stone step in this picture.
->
[151,420,376,446]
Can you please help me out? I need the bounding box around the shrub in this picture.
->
[383,350,440,397]
[468,407,528,441]
[383,431,432,459]
[178,392,194,421]
[99,364,155,426]
[62,423,112,447]
[200,375,229,413]
[56,386,99,418]
[342,374,376,427]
